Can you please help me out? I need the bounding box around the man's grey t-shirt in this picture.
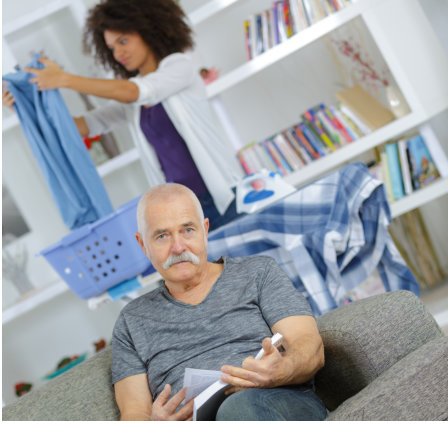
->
[111,255,313,399]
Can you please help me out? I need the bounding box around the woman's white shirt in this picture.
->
[83,53,242,214]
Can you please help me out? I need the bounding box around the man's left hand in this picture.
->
[220,337,286,394]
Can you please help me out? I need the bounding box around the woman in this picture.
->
[4,0,243,230]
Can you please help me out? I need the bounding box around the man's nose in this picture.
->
[171,235,186,254]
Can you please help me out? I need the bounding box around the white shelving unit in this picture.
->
[201,0,448,212]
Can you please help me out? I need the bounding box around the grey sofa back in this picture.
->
[3,290,442,421]
[315,290,442,410]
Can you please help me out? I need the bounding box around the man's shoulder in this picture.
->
[223,255,276,274]
[119,286,164,318]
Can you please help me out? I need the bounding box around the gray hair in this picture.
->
[136,184,205,236]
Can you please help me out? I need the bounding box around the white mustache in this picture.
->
[162,251,200,269]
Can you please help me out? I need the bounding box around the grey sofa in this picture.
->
[3,290,447,421]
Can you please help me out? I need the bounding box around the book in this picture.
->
[380,150,395,202]
[338,103,371,136]
[190,334,284,421]
[385,142,405,200]
[268,138,293,173]
[272,133,303,170]
[336,84,396,131]
[397,139,413,195]
[253,142,278,172]
[295,124,322,159]
[302,109,337,151]
[315,109,344,147]
[299,121,328,155]
[263,139,290,175]
[243,20,252,60]
[289,0,306,33]
[321,104,355,143]
[407,134,440,188]
[283,0,293,38]
[276,1,288,43]
[282,129,308,164]
[418,124,448,178]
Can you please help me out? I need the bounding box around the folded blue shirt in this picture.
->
[3,55,113,229]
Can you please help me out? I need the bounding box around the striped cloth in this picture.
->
[207,163,419,315]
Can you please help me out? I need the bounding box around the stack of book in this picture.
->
[236,102,363,176]
[369,125,448,203]
[243,0,353,60]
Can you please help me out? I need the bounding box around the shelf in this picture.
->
[390,177,448,219]
[96,148,140,178]
[3,281,69,325]
[284,111,425,189]
[188,0,241,26]
[3,0,74,36]
[205,0,377,98]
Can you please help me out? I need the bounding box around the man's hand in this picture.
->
[220,337,286,394]
[25,57,67,91]
[2,82,15,109]
[150,384,194,421]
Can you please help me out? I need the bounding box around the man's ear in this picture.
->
[135,232,147,256]
[204,218,210,238]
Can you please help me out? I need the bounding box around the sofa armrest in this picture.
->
[315,290,442,411]
[3,347,120,421]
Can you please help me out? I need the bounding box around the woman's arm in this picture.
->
[2,82,15,109]
[25,57,139,104]
[74,116,90,138]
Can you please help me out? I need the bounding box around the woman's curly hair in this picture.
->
[83,0,194,79]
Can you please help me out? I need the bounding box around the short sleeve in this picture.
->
[111,312,147,384]
[129,53,195,106]
[258,257,313,327]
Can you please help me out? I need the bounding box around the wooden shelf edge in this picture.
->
[3,281,69,325]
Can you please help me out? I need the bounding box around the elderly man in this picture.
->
[112,183,326,421]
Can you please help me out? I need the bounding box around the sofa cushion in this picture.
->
[325,335,448,421]
[2,347,119,421]
[315,290,442,410]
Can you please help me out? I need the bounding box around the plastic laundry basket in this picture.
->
[39,196,153,299]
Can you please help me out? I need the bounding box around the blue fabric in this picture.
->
[207,163,419,315]
[3,55,113,229]
[216,386,327,421]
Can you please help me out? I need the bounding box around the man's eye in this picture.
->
[157,234,166,240]
[120,39,127,45]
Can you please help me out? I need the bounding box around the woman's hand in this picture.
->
[24,57,68,90]
[2,82,15,109]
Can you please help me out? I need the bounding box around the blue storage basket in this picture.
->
[39,196,154,299]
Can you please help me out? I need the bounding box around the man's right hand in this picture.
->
[2,82,15,110]
[150,385,193,421]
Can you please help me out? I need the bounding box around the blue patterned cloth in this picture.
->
[3,55,113,229]
[207,163,419,315]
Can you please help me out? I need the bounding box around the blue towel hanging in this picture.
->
[3,55,113,229]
